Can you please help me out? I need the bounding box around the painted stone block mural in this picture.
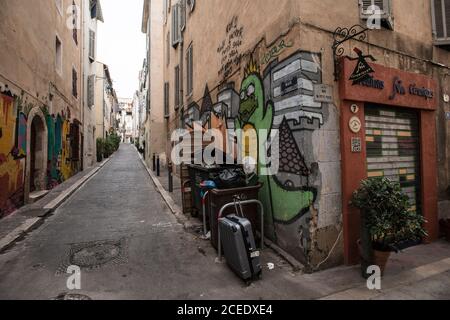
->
[181,22,338,265]
[0,94,25,217]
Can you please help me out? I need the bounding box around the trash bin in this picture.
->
[187,164,242,217]
[209,184,262,250]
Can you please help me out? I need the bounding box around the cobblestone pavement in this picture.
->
[0,144,449,300]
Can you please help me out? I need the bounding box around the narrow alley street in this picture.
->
[0,144,449,301]
[0,144,310,300]
[1,0,450,305]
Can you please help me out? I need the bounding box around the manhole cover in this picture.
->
[57,238,128,273]
[71,243,121,268]
[54,293,92,300]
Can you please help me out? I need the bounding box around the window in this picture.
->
[89,30,96,61]
[55,0,63,15]
[164,82,170,118]
[174,66,180,109]
[432,0,450,47]
[359,0,393,30]
[55,36,62,75]
[72,68,78,98]
[186,43,193,96]
[72,1,78,45]
[87,75,95,108]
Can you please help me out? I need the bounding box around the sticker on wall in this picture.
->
[444,94,450,103]
[351,137,362,153]
[349,116,362,133]
[313,84,333,103]
[350,104,359,114]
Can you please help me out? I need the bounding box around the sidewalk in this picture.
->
[139,153,204,232]
[0,157,111,253]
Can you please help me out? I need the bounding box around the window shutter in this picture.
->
[180,0,186,31]
[360,0,390,18]
[433,0,450,41]
[72,69,78,98]
[89,30,96,61]
[164,82,170,118]
[186,0,195,12]
[88,75,95,107]
[175,66,180,109]
[186,44,193,96]
[171,4,182,46]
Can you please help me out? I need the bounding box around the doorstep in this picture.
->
[28,190,50,203]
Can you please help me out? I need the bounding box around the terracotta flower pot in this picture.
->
[373,249,391,276]
[357,239,391,277]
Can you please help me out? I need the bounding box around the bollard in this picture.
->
[156,156,160,177]
[168,162,173,193]
[152,154,156,172]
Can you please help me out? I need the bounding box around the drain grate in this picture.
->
[57,238,128,274]
[53,293,92,300]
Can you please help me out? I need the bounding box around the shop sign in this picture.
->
[355,75,435,102]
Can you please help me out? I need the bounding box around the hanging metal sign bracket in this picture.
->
[332,25,369,81]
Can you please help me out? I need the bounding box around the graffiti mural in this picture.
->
[178,22,336,264]
[0,94,25,217]
[217,16,244,80]
[60,119,72,181]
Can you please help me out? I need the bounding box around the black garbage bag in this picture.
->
[214,167,247,189]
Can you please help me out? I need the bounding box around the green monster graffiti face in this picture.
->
[239,74,265,124]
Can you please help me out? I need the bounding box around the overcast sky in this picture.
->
[97,0,146,99]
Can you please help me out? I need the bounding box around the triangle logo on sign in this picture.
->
[349,48,375,85]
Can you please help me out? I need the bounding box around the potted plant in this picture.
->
[351,177,427,277]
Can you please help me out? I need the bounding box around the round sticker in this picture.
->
[349,116,362,133]
[350,104,359,114]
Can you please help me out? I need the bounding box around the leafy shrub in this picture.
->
[103,139,114,158]
[108,132,121,151]
[351,177,427,251]
[96,138,104,162]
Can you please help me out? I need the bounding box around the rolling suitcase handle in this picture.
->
[217,199,264,262]
[233,196,245,218]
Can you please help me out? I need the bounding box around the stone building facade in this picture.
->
[0,0,86,216]
[142,0,166,168]
[148,0,450,270]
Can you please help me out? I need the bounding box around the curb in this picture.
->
[0,157,111,254]
[137,154,198,231]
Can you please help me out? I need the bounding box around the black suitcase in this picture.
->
[219,214,262,283]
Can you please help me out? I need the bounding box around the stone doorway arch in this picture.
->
[25,107,48,203]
